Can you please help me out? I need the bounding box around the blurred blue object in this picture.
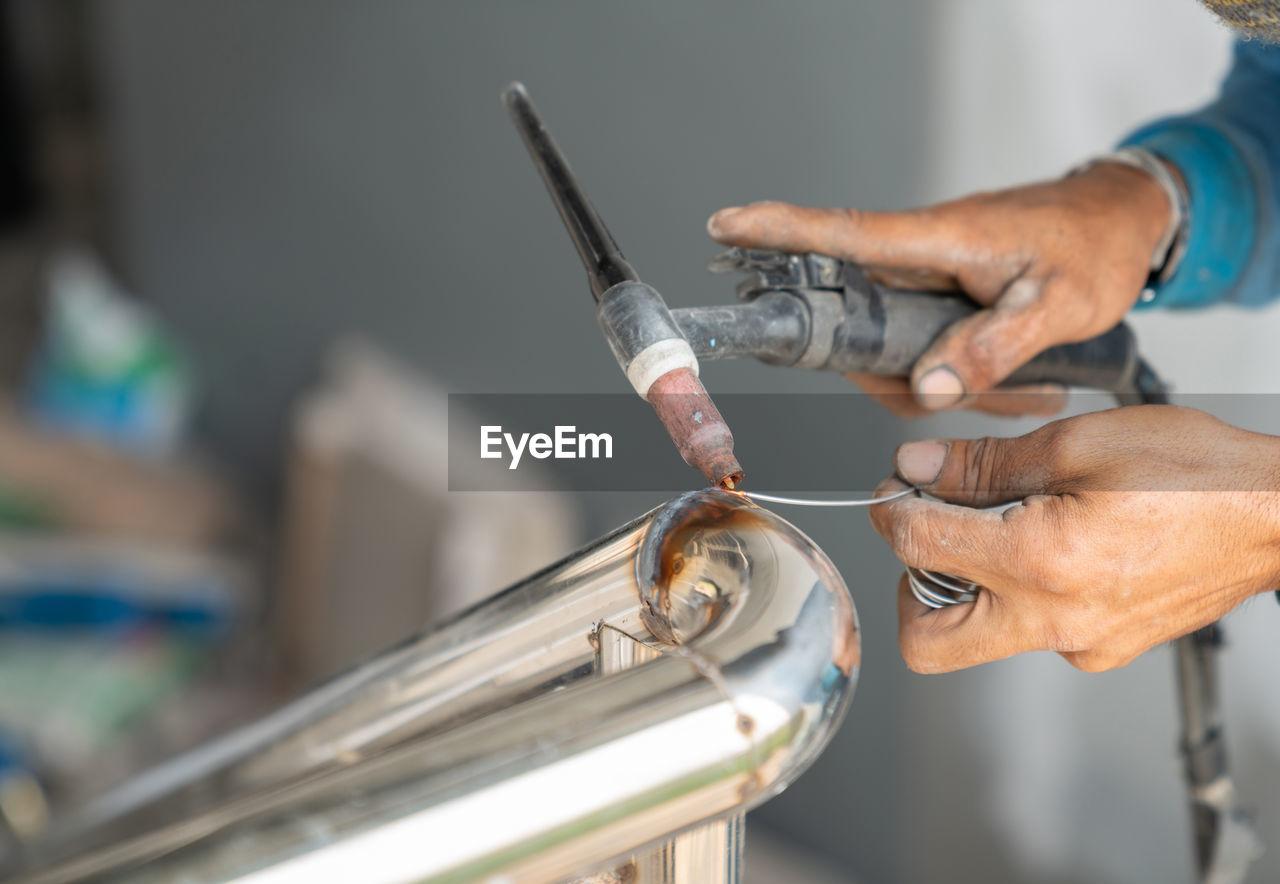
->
[24,250,193,458]
[0,533,239,636]
[0,586,228,634]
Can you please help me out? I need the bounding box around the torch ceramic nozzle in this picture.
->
[647,367,744,489]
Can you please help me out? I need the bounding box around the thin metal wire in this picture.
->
[907,567,981,609]
[744,487,916,508]
[744,487,984,609]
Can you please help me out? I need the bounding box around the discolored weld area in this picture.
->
[646,368,744,489]
[636,490,769,645]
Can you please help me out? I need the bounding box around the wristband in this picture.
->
[1072,146,1190,302]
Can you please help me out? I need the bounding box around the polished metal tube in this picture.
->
[578,590,742,884]
[13,490,858,884]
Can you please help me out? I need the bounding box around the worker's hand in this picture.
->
[707,163,1172,416]
[868,406,1280,673]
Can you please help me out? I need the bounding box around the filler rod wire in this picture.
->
[744,487,979,608]
[744,488,915,508]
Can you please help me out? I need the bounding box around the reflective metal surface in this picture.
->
[12,489,858,883]
[576,579,743,884]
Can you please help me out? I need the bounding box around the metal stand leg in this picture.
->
[567,624,744,884]
[627,815,743,884]
[1174,627,1260,883]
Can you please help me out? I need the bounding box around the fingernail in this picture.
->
[916,366,965,410]
[707,206,743,236]
[897,440,947,485]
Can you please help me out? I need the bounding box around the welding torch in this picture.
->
[502,82,1165,490]
[502,85,1253,880]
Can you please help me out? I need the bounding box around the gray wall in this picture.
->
[84,4,1280,882]
[89,2,934,881]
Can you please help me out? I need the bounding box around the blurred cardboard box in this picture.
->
[277,339,577,687]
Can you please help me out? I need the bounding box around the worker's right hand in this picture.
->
[707,161,1173,417]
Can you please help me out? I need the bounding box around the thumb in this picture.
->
[895,433,1054,508]
[910,278,1063,408]
[707,201,961,269]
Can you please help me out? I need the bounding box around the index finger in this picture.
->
[707,201,968,272]
[868,478,1010,585]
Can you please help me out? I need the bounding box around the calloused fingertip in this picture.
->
[706,206,743,238]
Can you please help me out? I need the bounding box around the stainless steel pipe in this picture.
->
[12,490,859,883]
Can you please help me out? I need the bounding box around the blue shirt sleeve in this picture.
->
[1121,40,1280,309]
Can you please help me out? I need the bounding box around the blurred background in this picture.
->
[0,1,1277,882]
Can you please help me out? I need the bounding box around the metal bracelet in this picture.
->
[1072,146,1190,300]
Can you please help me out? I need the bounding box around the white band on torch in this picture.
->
[625,339,699,400]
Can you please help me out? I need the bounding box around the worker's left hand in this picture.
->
[705,164,1171,418]
[868,405,1280,673]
